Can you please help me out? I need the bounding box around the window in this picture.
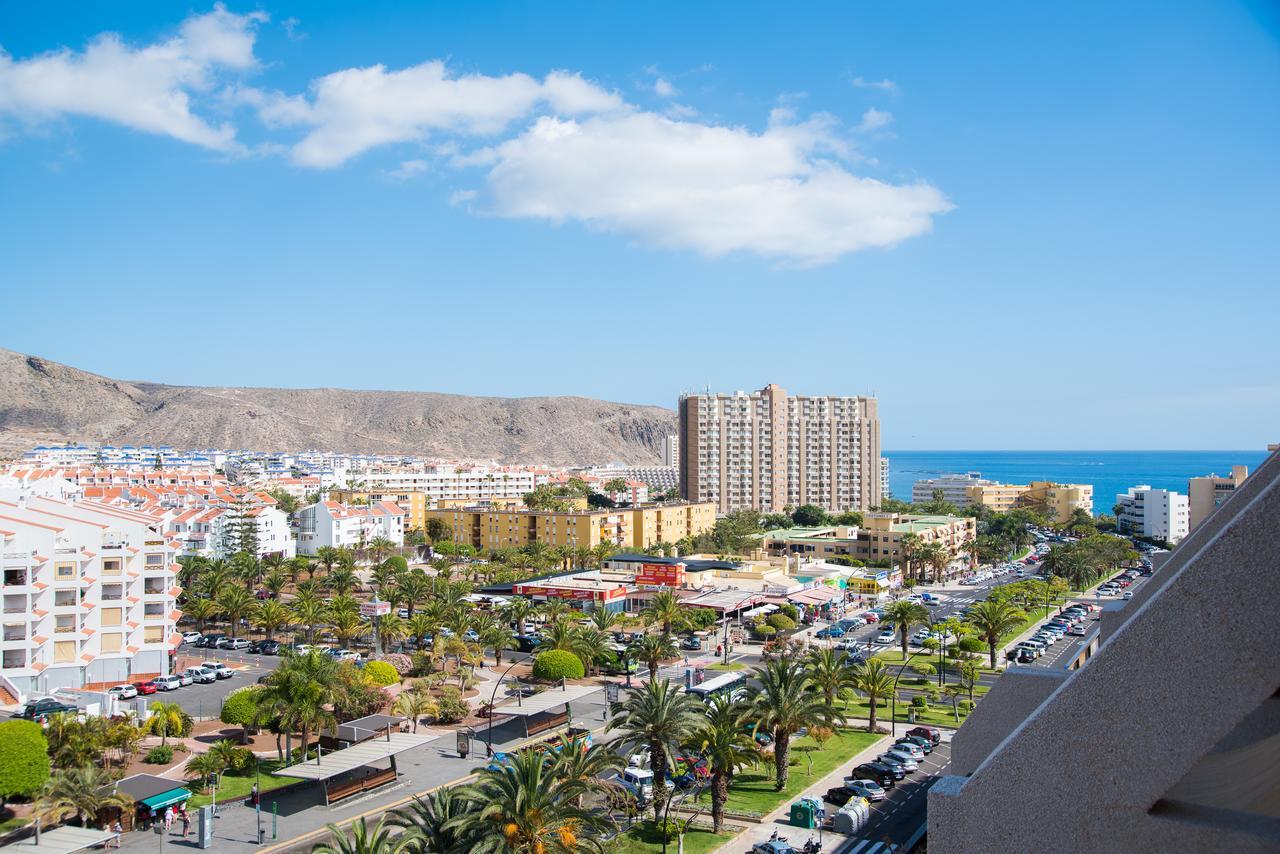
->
[145,553,164,567]
[55,615,76,634]
[55,563,76,581]
[100,633,122,653]
[144,603,164,618]
[102,584,123,601]
[143,626,164,644]
[54,640,76,663]
[101,608,122,627]
[102,559,121,576]
[54,590,77,607]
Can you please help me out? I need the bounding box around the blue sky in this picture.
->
[1,1,1277,450]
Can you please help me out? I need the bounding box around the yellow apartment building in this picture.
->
[328,488,427,530]
[422,501,716,552]
[1020,481,1093,523]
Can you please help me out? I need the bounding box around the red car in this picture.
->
[133,681,158,695]
[861,612,879,622]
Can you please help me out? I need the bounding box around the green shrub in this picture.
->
[923,688,939,702]
[220,687,264,732]
[910,696,929,710]
[532,649,585,681]
[144,745,174,764]
[362,660,401,687]
[956,637,984,654]
[383,555,409,574]
[752,624,777,640]
[959,700,975,713]
[913,662,935,678]
[434,687,469,724]
[766,613,796,632]
[779,604,799,622]
[0,720,50,799]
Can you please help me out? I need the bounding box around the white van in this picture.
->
[153,675,182,691]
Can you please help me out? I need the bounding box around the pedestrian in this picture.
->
[181,811,191,838]
[251,782,259,807]
[111,820,123,848]
[164,806,173,832]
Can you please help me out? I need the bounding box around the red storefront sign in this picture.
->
[635,563,685,587]
[514,584,627,602]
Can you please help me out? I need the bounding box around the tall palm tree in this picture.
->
[396,572,432,617]
[216,586,258,639]
[588,608,621,633]
[406,613,435,650]
[501,597,536,636]
[539,599,571,625]
[391,789,476,854]
[548,741,622,806]
[882,600,931,659]
[377,613,408,653]
[850,657,895,733]
[262,568,289,599]
[642,590,686,637]
[749,658,841,790]
[183,598,219,633]
[314,817,408,854]
[570,626,611,677]
[449,746,612,851]
[36,766,132,828]
[898,532,925,584]
[628,633,677,682]
[366,537,397,565]
[965,599,1026,668]
[328,611,365,648]
[326,566,359,597]
[314,546,341,580]
[610,678,704,822]
[475,616,516,666]
[291,596,328,644]
[258,650,339,760]
[805,647,857,711]
[689,694,758,833]
[252,599,292,642]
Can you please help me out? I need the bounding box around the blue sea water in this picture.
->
[885,450,1270,514]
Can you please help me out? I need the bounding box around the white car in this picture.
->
[181,631,202,644]
[892,740,925,759]
[175,671,194,687]
[876,629,896,644]
[185,666,216,684]
[203,661,234,679]
[153,675,182,691]
[107,684,137,700]
[1122,591,1134,600]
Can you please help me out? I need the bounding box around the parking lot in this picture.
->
[841,728,954,849]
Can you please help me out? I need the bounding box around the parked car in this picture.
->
[252,640,281,655]
[1123,591,1134,600]
[851,762,899,786]
[680,636,702,651]
[877,753,916,774]
[861,611,879,622]
[752,842,797,854]
[107,684,138,700]
[892,740,925,759]
[815,626,846,639]
[199,633,226,648]
[876,628,897,643]
[181,631,202,644]
[824,786,857,807]
[175,671,194,687]
[153,675,182,691]
[204,661,234,679]
[906,726,941,746]
[225,638,251,651]
[186,666,217,684]
[846,779,886,801]
[17,697,77,719]
[133,680,158,695]
[897,734,933,754]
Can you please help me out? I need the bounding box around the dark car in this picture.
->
[906,726,941,746]
[824,786,856,807]
[814,626,846,639]
[514,635,542,653]
[897,735,933,754]
[852,762,899,786]
[198,633,226,649]
[680,636,703,651]
[252,640,281,655]
[17,697,77,719]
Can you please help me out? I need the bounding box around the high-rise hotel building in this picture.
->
[678,384,882,514]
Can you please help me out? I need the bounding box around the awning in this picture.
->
[273,732,439,782]
[140,788,191,810]
[741,604,778,619]
[491,684,600,717]
[789,586,845,605]
[0,826,117,854]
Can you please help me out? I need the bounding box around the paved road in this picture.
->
[841,729,954,852]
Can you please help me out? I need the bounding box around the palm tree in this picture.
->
[391,789,476,854]
[406,613,435,650]
[183,598,219,633]
[476,618,516,666]
[291,596,328,644]
[805,647,857,711]
[396,572,432,617]
[749,658,841,790]
[314,546,341,580]
[449,746,613,851]
[314,817,408,854]
[326,566,359,596]
[548,742,622,806]
[570,626,611,676]
[588,608,621,633]
[539,599,571,625]
[898,532,924,583]
[610,678,704,822]
[689,694,758,833]
[924,542,953,583]
[501,597,536,636]
[366,537,397,565]
[216,586,258,639]
[262,568,289,599]
[328,611,365,648]
[628,633,677,681]
[850,657,895,732]
[145,701,191,745]
[185,753,223,790]
[36,766,133,829]
[258,650,339,760]
[391,690,439,733]
[882,600,931,659]
[642,590,686,637]
[252,599,292,642]
[966,599,1026,668]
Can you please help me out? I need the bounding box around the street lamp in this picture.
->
[485,658,526,756]
[890,647,929,738]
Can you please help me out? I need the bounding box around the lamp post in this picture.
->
[890,647,929,738]
[485,658,525,756]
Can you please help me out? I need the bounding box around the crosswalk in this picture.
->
[846,840,898,853]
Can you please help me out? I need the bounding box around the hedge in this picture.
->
[220,686,264,729]
[532,649,585,681]
[362,660,401,687]
[0,720,50,799]
[766,613,796,632]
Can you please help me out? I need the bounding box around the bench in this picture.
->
[524,710,569,737]
[326,767,398,803]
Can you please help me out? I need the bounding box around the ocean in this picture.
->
[884,450,1270,514]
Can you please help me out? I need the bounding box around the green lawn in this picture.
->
[706,662,746,671]
[612,821,735,854]
[0,818,29,835]
[186,759,295,808]
[837,697,972,728]
[720,729,883,816]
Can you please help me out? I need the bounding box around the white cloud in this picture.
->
[653,77,677,98]
[0,3,265,151]
[388,158,429,180]
[466,110,951,266]
[247,62,622,168]
[856,107,893,133]
[851,76,898,95]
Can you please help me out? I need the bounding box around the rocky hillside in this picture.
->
[0,349,676,465]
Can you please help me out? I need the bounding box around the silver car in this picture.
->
[880,750,918,772]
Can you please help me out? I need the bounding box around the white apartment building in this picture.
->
[911,472,994,505]
[0,492,181,700]
[201,505,296,560]
[678,384,881,514]
[349,466,539,505]
[662,434,680,468]
[295,501,407,555]
[1116,485,1190,544]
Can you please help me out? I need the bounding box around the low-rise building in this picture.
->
[1115,485,1190,544]
[421,502,715,552]
[294,501,407,555]
[755,513,977,578]
[1188,465,1248,530]
[910,473,1092,522]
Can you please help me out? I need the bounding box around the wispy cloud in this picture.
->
[851,76,898,95]
[856,107,893,133]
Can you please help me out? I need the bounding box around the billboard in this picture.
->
[635,563,685,587]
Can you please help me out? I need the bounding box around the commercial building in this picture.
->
[421,502,715,552]
[1188,465,1248,530]
[678,384,881,514]
[755,512,976,577]
[910,473,1092,522]
[0,490,182,700]
[927,449,1280,853]
[1115,485,1190,544]
[294,500,407,555]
